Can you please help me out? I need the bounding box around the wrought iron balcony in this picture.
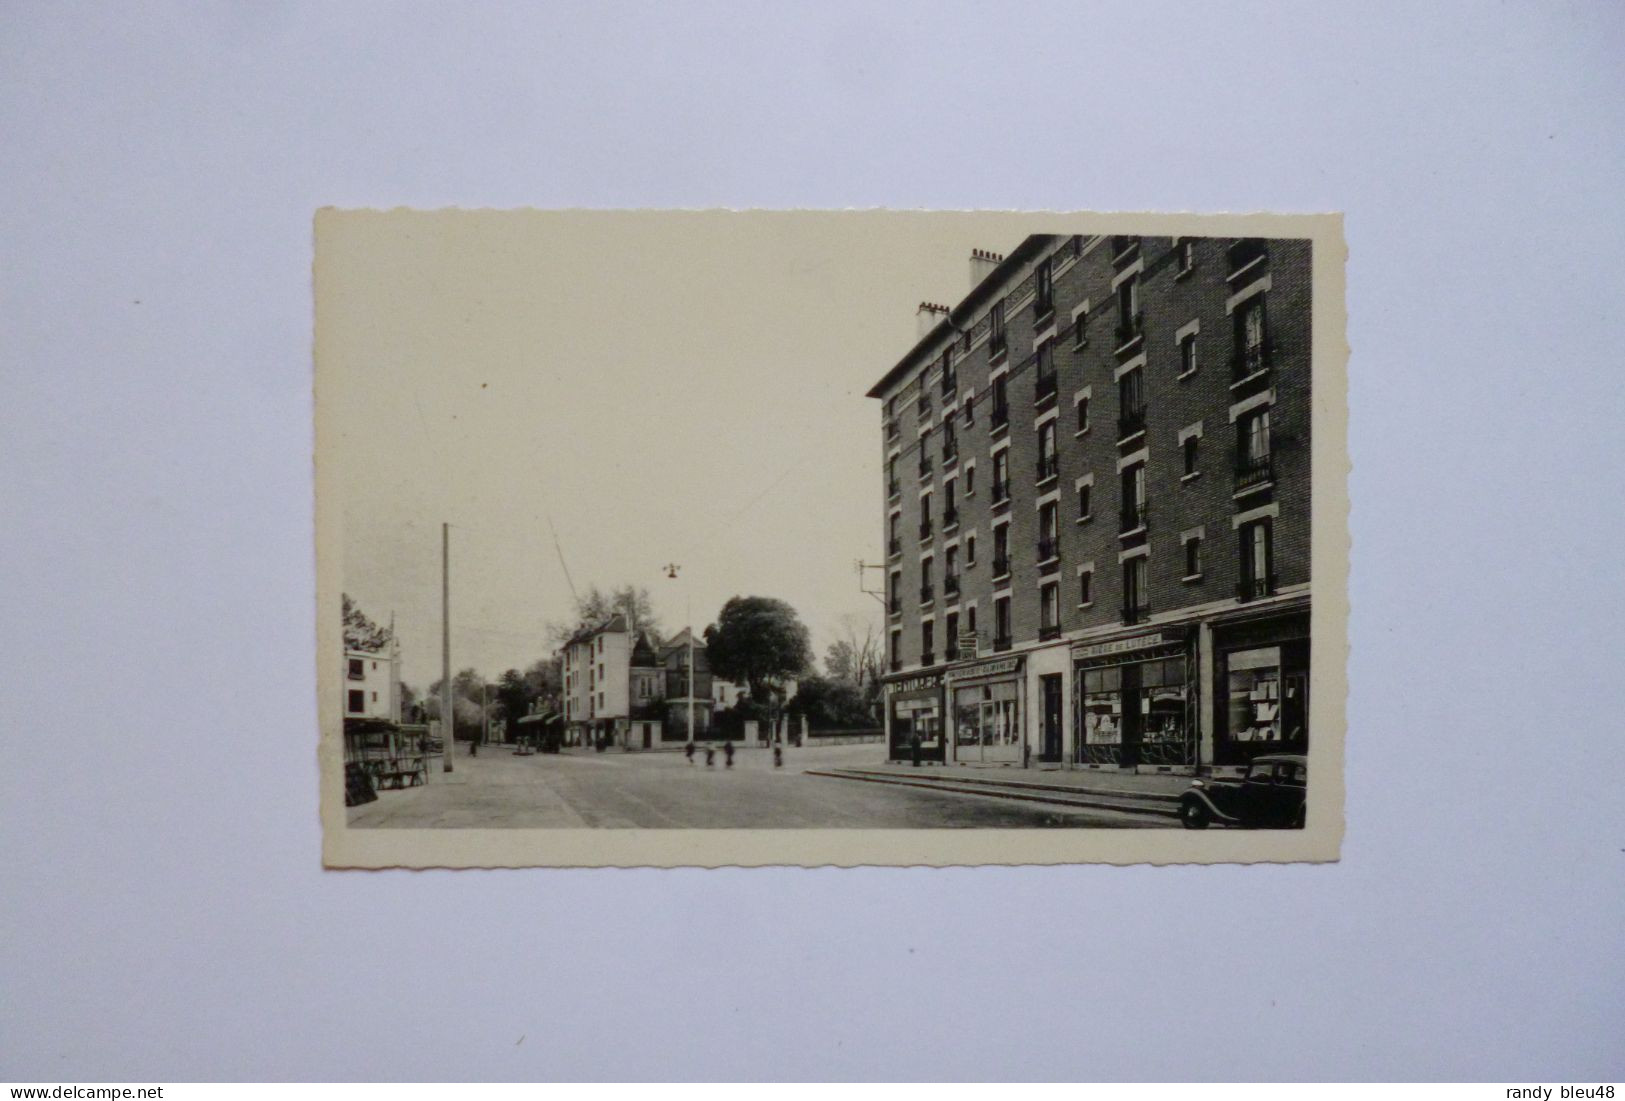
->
[945,646,960,662]
[992,480,1010,506]
[1234,452,1274,491]
[991,399,1010,432]
[1111,235,1139,262]
[1231,340,1274,381]
[1039,623,1062,641]
[1114,311,1144,346]
[989,330,1008,360]
[888,536,902,557]
[919,584,934,605]
[921,651,935,667]
[1035,370,1058,406]
[888,597,901,616]
[889,657,902,672]
[918,519,933,541]
[992,553,1011,578]
[944,573,960,598]
[942,506,959,530]
[1121,602,1150,626]
[1119,501,1149,533]
[993,633,1013,652]
[888,478,900,499]
[1036,454,1058,483]
[885,419,899,441]
[942,439,958,467]
[941,369,957,398]
[1236,575,1277,602]
[1036,537,1058,562]
[917,397,933,421]
[1117,405,1147,440]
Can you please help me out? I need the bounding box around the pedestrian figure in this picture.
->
[910,731,921,768]
[685,742,696,766]
[723,741,735,769]
[705,747,715,768]
[773,745,783,769]
[470,737,478,758]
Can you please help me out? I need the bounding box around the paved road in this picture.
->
[347,743,1173,829]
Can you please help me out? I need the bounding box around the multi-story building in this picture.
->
[868,233,1311,776]
[343,645,401,723]
[560,614,663,747]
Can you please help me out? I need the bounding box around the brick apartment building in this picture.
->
[867,233,1311,776]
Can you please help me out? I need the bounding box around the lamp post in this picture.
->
[663,564,695,745]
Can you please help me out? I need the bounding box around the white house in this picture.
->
[344,646,401,723]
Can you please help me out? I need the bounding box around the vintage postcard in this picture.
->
[315,209,1347,867]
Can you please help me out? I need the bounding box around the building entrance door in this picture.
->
[1119,662,1143,767]
[1039,674,1063,762]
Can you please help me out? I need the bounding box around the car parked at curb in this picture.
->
[1179,753,1306,829]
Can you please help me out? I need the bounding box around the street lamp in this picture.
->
[664,563,695,746]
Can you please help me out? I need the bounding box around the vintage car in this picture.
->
[1179,753,1306,829]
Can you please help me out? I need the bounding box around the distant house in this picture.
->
[343,645,401,723]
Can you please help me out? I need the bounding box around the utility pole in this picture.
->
[664,564,695,745]
[482,680,489,745]
[442,522,453,773]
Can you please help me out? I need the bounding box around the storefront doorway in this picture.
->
[886,673,946,763]
[1074,636,1193,770]
[1214,617,1309,767]
[948,656,1024,764]
[1039,674,1063,762]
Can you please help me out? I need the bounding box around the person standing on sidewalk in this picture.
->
[723,741,735,769]
[909,731,921,768]
[685,742,696,766]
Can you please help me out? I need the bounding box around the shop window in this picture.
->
[1224,646,1306,754]
[952,680,1021,762]
[1077,656,1190,767]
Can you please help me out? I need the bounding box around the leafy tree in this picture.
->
[342,593,392,652]
[703,596,812,707]
[788,674,873,730]
[494,668,531,727]
[548,584,662,647]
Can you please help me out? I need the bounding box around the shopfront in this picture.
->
[1212,609,1309,768]
[947,656,1025,765]
[1072,630,1196,771]
[886,672,946,763]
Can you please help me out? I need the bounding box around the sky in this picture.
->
[321,211,1051,689]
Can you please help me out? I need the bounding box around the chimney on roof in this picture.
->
[970,247,1004,290]
[916,301,949,339]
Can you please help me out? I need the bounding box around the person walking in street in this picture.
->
[685,742,696,766]
[705,746,715,768]
[723,741,735,769]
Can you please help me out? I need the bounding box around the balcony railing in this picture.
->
[918,455,933,479]
[991,399,1010,432]
[885,419,899,442]
[889,657,902,672]
[1039,623,1062,641]
[917,397,933,421]
[1121,602,1151,626]
[888,536,902,557]
[942,440,958,467]
[993,633,1013,652]
[1235,452,1274,491]
[888,478,900,499]
[919,584,934,605]
[1035,370,1058,406]
[1117,406,1147,440]
[918,519,933,541]
[992,553,1011,578]
[1036,454,1058,483]
[921,651,935,667]
[1119,501,1149,533]
[1111,235,1139,262]
[1114,311,1144,347]
[944,573,961,598]
[1036,537,1058,562]
[1236,574,1277,602]
[1227,238,1269,274]
[945,646,960,662]
[992,480,1010,505]
[888,597,901,616]
[942,506,959,530]
[941,369,957,397]
[1231,340,1274,381]
[989,330,1008,360]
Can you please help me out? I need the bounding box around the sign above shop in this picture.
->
[888,672,944,693]
[958,631,980,660]
[948,655,1023,682]
[1072,632,1169,660]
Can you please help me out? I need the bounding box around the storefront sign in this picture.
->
[958,631,980,660]
[948,655,1023,682]
[888,672,943,693]
[1072,632,1168,661]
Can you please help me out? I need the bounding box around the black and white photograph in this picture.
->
[316,210,1347,866]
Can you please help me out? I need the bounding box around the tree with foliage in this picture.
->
[493,668,531,728]
[548,584,663,648]
[787,674,873,730]
[703,596,812,708]
[342,593,392,652]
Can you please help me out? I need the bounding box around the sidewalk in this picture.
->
[859,760,1191,800]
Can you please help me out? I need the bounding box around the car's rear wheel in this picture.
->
[1180,799,1210,830]
[1292,806,1306,829]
